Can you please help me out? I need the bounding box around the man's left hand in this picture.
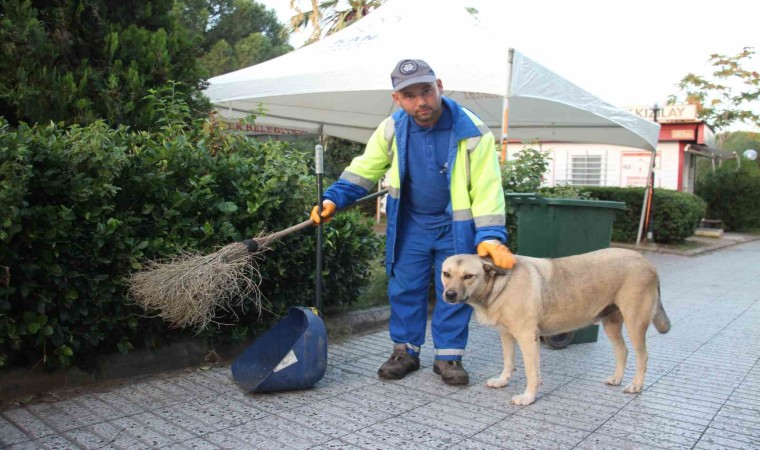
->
[477,241,516,269]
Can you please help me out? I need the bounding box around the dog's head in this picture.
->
[441,254,510,305]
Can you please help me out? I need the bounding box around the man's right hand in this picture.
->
[310,201,337,225]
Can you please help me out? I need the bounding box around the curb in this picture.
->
[0,307,391,403]
[324,305,391,337]
[611,232,760,257]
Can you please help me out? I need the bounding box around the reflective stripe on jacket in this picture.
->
[323,97,507,273]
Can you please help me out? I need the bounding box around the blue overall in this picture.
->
[389,104,472,361]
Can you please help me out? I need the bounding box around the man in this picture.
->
[311,59,515,385]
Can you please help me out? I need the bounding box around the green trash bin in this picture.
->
[506,193,627,347]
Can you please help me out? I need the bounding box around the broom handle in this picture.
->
[256,189,389,244]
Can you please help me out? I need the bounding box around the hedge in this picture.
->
[696,165,760,231]
[0,110,381,369]
[566,186,706,244]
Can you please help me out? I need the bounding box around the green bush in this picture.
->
[0,90,381,369]
[696,165,760,231]
[501,144,551,251]
[581,187,706,243]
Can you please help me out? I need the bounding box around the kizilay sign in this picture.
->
[625,104,698,123]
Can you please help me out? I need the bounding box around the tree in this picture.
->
[174,0,293,78]
[668,47,760,148]
[0,0,208,130]
[288,0,386,45]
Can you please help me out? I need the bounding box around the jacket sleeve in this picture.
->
[468,132,508,244]
[323,118,393,209]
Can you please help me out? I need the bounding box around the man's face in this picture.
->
[391,79,444,127]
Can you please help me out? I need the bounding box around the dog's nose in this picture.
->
[444,290,458,302]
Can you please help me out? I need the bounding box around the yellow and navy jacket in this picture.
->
[324,97,507,273]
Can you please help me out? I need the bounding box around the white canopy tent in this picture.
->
[206,0,662,245]
[205,0,660,152]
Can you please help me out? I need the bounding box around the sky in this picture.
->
[258,0,759,132]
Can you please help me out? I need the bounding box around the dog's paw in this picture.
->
[510,393,536,406]
[605,375,622,386]
[486,376,510,388]
[623,383,642,394]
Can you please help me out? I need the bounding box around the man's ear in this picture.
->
[391,91,400,107]
[483,262,509,278]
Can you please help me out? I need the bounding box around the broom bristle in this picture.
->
[127,241,266,332]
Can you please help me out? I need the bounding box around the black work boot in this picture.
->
[433,360,469,385]
[378,344,420,380]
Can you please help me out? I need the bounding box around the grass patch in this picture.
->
[324,256,388,316]
[667,240,712,251]
[351,257,389,311]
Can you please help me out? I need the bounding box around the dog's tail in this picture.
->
[652,280,671,334]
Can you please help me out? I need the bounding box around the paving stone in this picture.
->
[161,438,221,450]
[130,411,197,442]
[339,427,421,450]
[308,395,396,424]
[5,442,43,450]
[228,389,308,415]
[624,398,714,426]
[223,414,333,449]
[203,429,266,449]
[276,403,371,438]
[24,402,86,433]
[89,391,144,418]
[710,412,760,437]
[597,417,701,448]
[407,397,509,435]
[574,432,670,450]
[151,403,222,437]
[63,428,114,449]
[447,380,524,413]
[2,408,58,440]
[7,434,74,450]
[311,365,380,399]
[86,420,148,449]
[0,414,31,446]
[548,379,634,410]
[110,415,181,448]
[375,415,465,448]
[697,426,760,449]
[715,404,760,426]
[484,414,589,448]
[450,438,506,450]
[309,439,367,449]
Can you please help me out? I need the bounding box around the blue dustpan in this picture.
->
[231,306,327,392]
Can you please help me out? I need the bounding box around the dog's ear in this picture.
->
[483,262,509,278]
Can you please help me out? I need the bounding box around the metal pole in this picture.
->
[636,104,660,246]
[500,48,514,163]
[315,142,324,313]
[645,105,660,242]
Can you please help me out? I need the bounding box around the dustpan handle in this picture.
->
[315,144,324,312]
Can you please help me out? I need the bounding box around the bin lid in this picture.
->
[506,193,626,211]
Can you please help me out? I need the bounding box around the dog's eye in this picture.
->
[463,274,475,280]
[442,271,450,278]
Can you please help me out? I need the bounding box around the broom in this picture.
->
[126,189,388,331]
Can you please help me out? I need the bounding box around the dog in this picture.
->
[441,248,670,406]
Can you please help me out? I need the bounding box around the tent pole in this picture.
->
[636,106,660,246]
[636,183,649,246]
[500,48,514,163]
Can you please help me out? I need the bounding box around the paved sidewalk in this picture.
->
[2,241,760,449]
